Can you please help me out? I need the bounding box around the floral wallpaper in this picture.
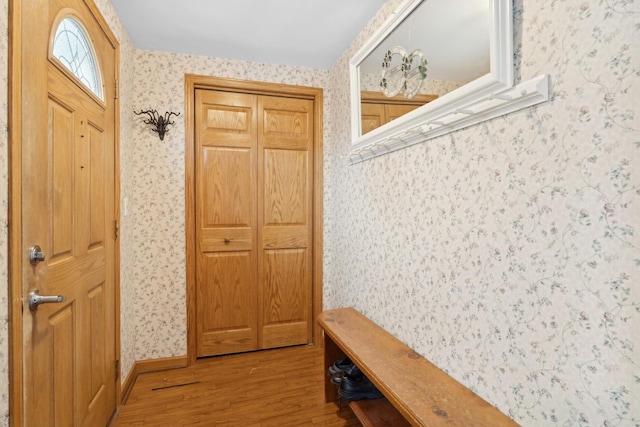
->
[324,0,639,425]
[1,0,638,425]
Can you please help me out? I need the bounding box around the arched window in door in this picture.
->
[51,16,104,100]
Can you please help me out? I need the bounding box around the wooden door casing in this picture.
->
[193,86,315,358]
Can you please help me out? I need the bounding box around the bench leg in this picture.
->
[323,332,345,404]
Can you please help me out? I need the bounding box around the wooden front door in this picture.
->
[17,0,118,425]
[194,88,314,357]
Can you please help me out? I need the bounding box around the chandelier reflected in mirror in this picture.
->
[380,46,428,99]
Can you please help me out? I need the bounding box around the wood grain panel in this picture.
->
[89,284,106,398]
[263,249,307,321]
[200,227,252,252]
[89,122,105,248]
[260,97,312,150]
[197,252,257,356]
[263,149,307,226]
[263,108,308,137]
[50,305,75,426]
[360,103,385,135]
[77,282,106,424]
[262,321,310,349]
[260,248,310,348]
[197,90,257,148]
[49,98,74,260]
[206,106,250,133]
[75,116,91,258]
[201,147,252,227]
[262,226,308,249]
[47,248,105,293]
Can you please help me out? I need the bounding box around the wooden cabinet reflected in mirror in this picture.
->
[360,91,437,134]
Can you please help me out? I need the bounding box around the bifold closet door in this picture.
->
[195,90,259,356]
[195,89,313,357]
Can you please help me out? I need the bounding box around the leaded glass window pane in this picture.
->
[52,17,103,99]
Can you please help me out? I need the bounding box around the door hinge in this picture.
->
[114,79,119,99]
[115,359,120,380]
[114,220,119,240]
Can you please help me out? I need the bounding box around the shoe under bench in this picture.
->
[317,307,519,426]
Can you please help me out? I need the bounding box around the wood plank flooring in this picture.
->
[111,345,360,426]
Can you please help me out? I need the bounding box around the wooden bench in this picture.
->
[318,307,519,427]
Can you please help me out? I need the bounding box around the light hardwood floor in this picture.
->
[110,345,360,426]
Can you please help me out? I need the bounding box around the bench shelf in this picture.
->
[349,398,411,426]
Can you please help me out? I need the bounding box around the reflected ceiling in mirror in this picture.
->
[358,0,491,135]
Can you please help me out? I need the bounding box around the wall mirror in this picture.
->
[349,0,549,163]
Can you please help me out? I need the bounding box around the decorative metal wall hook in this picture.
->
[134,109,180,141]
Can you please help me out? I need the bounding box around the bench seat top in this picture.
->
[318,307,518,427]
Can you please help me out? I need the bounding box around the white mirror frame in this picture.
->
[349,0,549,163]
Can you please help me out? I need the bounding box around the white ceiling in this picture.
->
[110,0,387,70]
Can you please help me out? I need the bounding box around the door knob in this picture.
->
[29,290,66,311]
[29,245,45,265]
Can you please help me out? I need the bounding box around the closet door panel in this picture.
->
[196,252,257,355]
[257,96,313,348]
[199,146,253,253]
[195,89,258,356]
[198,90,256,147]
[263,149,307,225]
[261,248,309,348]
